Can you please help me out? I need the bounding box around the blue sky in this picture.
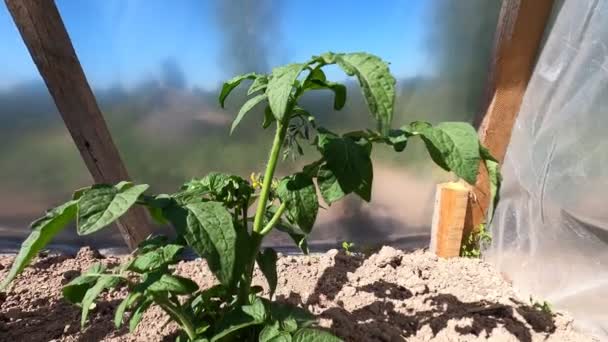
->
[0,0,434,90]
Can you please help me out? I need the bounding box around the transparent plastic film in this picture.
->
[487,0,608,336]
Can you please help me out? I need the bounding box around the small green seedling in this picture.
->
[530,296,553,315]
[1,52,500,341]
[461,223,493,258]
[341,241,355,255]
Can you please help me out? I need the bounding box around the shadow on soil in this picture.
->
[278,248,556,342]
[1,250,557,342]
[0,296,127,342]
[281,251,557,342]
[0,254,126,342]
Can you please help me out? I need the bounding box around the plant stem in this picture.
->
[237,122,287,305]
[158,300,197,340]
[252,122,287,234]
[260,202,287,236]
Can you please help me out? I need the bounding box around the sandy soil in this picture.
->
[0,247,597,342]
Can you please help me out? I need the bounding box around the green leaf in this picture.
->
[406,121,481,184]
[129,244,184,273]
[260,321,293,342]
[334,53,395,133]
[293,328,342,342]
[317,132,373,203]
[147,206,168,225]
[260,321,285,342]
[185,201,237,286]
[326,82,347,110]
[129,297,153,332]
[231,93,267,134]
[480,146,502,222]
[176,172,253,208]
[147,274,198,294]
[62,263,107,304]
[282,317,298,333]
[162,205,189,241]
[257,248,278,298]
[114,292,143,328]
[77,183,149,235]
[316,166,346,204]
[270,302,315,328]
[81,275,123,327]
[248,75,269,95]
[72,186,91,200]
[1,201,77,290]
[219,72,257,108]
[242,296,267,322]
[277,173,318,233]
[265,206,309,254]
[307,67,326,83]
[386,129,409,152]
[141,195,172,225]
[211,308,261,342]
[136,234,169,252]
[267,63,305,120]
[302,73,346,111]
[263,105,276,128]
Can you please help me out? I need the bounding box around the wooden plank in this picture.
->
[470,0,554,229]
[5,0,152,249]
[430,182,469,258]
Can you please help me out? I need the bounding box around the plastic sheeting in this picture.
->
[487,0,608,337]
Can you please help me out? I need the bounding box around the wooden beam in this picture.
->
[470,0,554,230]
[5,0,152,249]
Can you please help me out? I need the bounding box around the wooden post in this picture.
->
[5,0,152,249]
[430,182,470,258]
[470,0,554,230]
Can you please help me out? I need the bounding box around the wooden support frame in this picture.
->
[469,0,555,231]
[5,0,152,249]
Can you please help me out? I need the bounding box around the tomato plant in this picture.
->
[1,52,499,341]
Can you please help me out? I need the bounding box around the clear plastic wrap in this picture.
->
[487,0,608,336]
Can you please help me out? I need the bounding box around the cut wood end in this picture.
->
[430,182,471,258]
[442,181,469,191]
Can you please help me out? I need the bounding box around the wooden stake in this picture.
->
[430,182,470,258]
[470,0,554,229]
[5,0,152,249]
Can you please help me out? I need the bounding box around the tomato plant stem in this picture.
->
[238,121,288,304]
[252,122,287,234]
[158,299,197,340]
[260,202,287,236]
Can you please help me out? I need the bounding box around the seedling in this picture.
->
[461,223,493,258]
[1,52,499,341]
[530,296,553,315]
[341,241,355,255]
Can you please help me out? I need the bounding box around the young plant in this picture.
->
[0,52,500,341]
[530,296,553,315]
[461,223,493,258]
[341,241,355,256]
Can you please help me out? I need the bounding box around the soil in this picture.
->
[0,246,597,342]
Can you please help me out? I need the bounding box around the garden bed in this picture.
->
[0,246,596,342]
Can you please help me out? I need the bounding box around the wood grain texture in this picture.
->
[430,183,469,258]
[5,0,152,249]
[471,0,554,229]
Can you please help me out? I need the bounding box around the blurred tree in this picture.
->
[425,0,502,122]
[213,0,283,75]
[160,58,187,90]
